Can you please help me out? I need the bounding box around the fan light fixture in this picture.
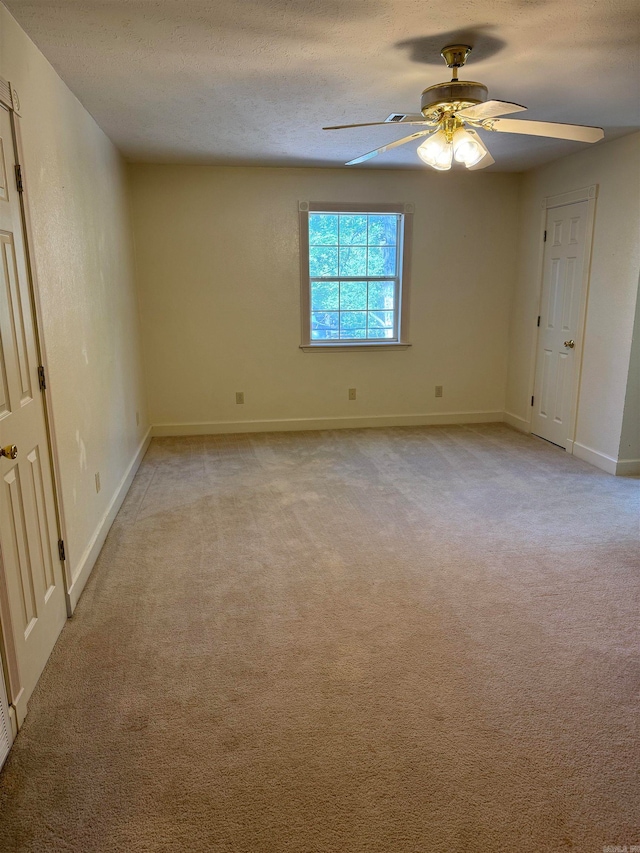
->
[417,123,489,171]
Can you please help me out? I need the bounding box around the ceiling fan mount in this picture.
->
[323,43,604,170]
[439,44,472,69]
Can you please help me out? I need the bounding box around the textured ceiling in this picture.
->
[4,0,640,170]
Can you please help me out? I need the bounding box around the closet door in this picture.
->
[0,102,67,712]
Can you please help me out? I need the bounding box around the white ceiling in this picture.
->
[5,0,640,171]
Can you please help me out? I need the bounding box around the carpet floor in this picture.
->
[0,423,638,852]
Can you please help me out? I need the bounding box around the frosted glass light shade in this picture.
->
[417,130,452,171]
[432,144,453,170]
[452,127,487,167]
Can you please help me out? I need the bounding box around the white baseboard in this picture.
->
[572,441,618,475]
[152,411,505,437]
[615,458,640,476]
[503,411,531,434]
[66,428,152,613]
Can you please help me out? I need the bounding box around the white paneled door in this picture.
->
[532,200,589,448]
[0,103,66,711]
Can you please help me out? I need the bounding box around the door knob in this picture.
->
[1,444,18,459]
[563,340,575,349]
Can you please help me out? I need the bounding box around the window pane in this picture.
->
[368,310,394,329]
[312,329,339,340]
[308,213,338,246]
[368,328,395,339]
[339,214,367,245]
[340,311,367,334]
[346,328,367,339]
[339,246,367,276]
[311,311,339,339]
[368,281,395,310]
[340,281,367,310]
[311,281,339,311]
[367,246,397,276]
[309,246,338,277]
[367,214,397,246]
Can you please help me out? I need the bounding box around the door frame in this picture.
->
[0,78,70,730]
[527,185,598,454]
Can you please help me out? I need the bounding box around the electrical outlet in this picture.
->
[348,388,357,401]
[136,410,140,426]
[435,385,443,398]
[95,472,101,493]
[236,392,245,405]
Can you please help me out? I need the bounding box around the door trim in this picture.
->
[528,185,598,454]
[0,78,71,726]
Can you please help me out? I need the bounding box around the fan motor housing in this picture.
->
[421,81,488,117]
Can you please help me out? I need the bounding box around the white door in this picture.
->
[531,200,589,448]
[0,103,66,709]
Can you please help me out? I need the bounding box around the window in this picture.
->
[299,202,413,350]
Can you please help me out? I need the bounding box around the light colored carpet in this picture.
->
[0,423,638,852]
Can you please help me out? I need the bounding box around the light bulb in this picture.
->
[452,127,486,167]
[417,130,452,171]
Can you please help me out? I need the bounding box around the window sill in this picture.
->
[300,342,411,353]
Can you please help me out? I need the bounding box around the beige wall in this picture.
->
[505,132,640,469]
[0,5,149,600]
[129,164,520,432]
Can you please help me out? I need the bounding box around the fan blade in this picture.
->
[346,130,434,165]
[457,100,527,120]
[324,120,430,130]
[468,148,495,170]
[486,117,604,142]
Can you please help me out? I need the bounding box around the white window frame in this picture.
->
[299,201,413,351]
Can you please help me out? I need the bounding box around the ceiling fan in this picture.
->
[323,45,604,170]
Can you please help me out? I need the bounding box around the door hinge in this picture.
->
[537,316,541,327]
[58,539,66,562]
[543,229,547,242]
[14,164,24,193]
[531,396,535,406]
[38,365,46,391]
